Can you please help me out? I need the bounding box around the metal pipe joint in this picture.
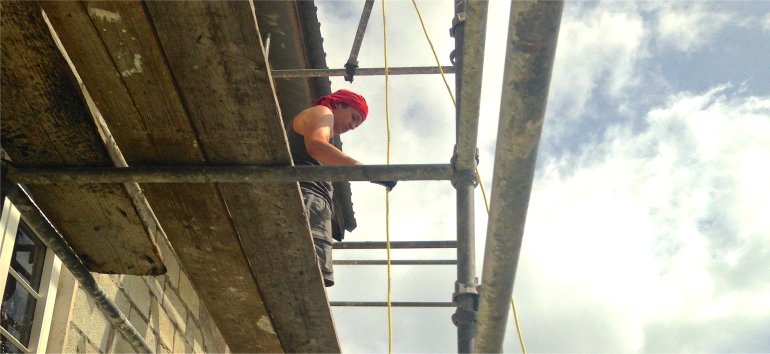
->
[450,147,479,188]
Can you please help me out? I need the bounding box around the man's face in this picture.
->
[333,106,363,135]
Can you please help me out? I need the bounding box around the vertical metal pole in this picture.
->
[450,0,484,352]
[454,172,478,353]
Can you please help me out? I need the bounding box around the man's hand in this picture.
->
[370,180,397,191]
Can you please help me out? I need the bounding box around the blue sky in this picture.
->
[315,0,770,352]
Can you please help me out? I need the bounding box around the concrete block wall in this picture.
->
[46,238,230,353]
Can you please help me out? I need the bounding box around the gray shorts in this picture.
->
[301,190,334,287]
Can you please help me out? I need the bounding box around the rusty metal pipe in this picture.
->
[333,240,457,249]
[333,259,457,265]
[272,66,455,78]
[474,1,564,352]
[331,302,455,307]
[7,164,453,184]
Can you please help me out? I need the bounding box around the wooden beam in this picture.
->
[144,2,340,351]
[41,1,282,352]
[0,0,164,275]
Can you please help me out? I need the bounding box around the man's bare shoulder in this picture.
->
[294,105,333,135]
[299,105,332,118]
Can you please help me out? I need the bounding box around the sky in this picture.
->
[315,0,770,352]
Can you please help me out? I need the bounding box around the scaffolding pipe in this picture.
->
[0,178,152,353]
[333,259,457,265]
[454,1,488,171]
[451,0,488,352]
[6,164,453,184]
[333,240,457,249]
[344,0,375,82]
[474,1,563,353]
[331,302,455,307]
[272,66,455,78]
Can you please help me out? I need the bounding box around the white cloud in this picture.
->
[515,86,770,352]
[549,3,648,122]
[763,12,770,33]
[654,3,732,53]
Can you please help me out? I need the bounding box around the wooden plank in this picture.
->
[0,0,163,275]
[144,2,340,352]
[40,1,282,352]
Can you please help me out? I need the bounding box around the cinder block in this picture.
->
[114,327,158,354]
[111,336,130,354]
[129,307,150,338]
[93,274,120,300]
[156,238,181,289]
[121,275,152,320]
[84,340,102,354]
[186,321,204,354]
[162,285,188,332]
[145,275,165,301]
[145,329,159,354]
[177,273,200,320]
[157,342,172,354]
[155,302,175,349]
[173,329,189,353]
[114,291,131,321]
[63,327,86,353]
[70,288,112,351]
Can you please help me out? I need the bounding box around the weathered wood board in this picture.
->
[145,2,340,352]
[41,1,282,352]
[43,1,340,352]
[0,1,164,275]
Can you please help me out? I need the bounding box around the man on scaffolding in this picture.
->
[288,89,396,287]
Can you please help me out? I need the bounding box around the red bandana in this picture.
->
[314,89,369,123]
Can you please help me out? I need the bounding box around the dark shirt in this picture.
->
[286,121,334,206]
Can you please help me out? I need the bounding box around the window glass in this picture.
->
[10,223,45,291]
[0,336,23,353]
[0,276,36,347]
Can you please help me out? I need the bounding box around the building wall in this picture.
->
[46,236,230,354]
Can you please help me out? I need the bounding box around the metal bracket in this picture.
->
[450,146,480,188]
[451,278,480,326]
[451,305,477,325]
[449,12,466,38]
[453,278,479,300]
[344,61,359,83]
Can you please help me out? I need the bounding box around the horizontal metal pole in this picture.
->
[272,66,455,78]
[333,240,457,249]
[333,259,457,265]
[331,302,455,307]
[7,164,453,184]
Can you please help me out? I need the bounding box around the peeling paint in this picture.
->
[257,316,277,336]
[88,7,121,23]
[120,54,143,77]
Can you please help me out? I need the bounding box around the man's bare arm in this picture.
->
[296,106,361,166]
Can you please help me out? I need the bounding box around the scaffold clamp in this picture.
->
[344,61,359,83]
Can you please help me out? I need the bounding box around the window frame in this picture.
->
[0,198,61,353]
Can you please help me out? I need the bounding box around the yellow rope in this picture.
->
[410,0,456,107]
[412,1,527,352]
[382,1,393,353]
